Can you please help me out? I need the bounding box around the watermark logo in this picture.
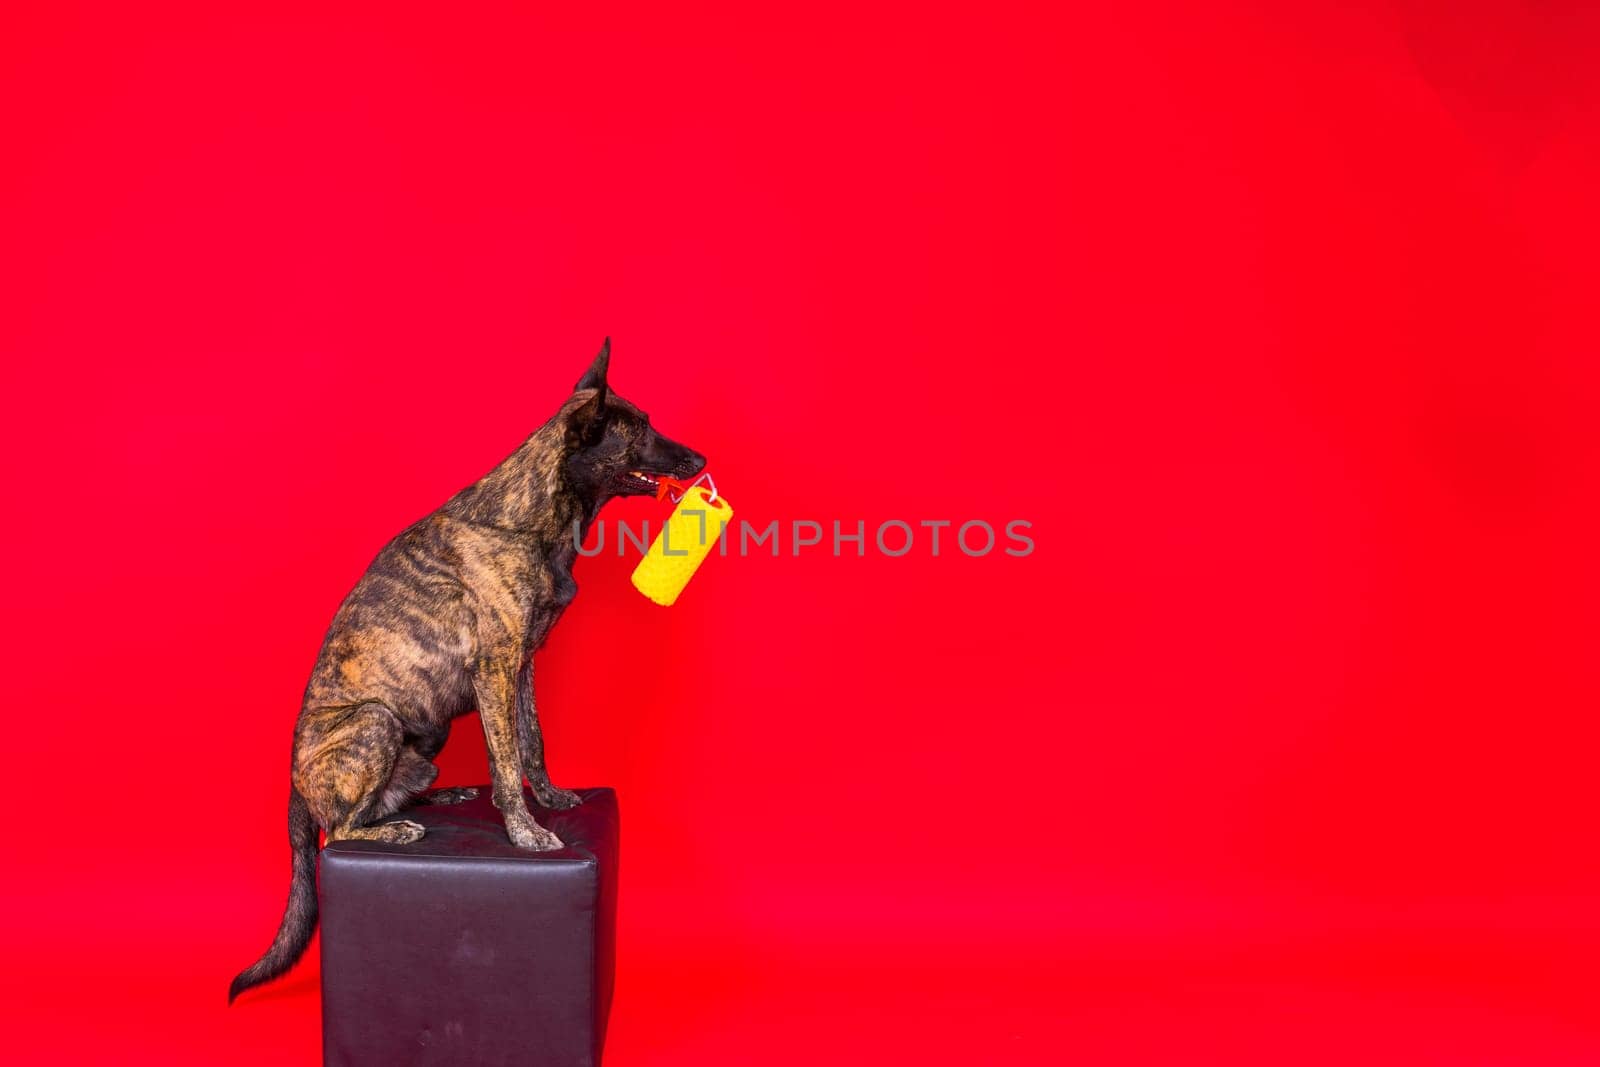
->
[576,517,1034,558]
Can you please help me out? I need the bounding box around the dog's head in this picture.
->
[560,339,707,503]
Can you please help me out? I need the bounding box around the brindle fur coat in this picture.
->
[229,341,704,1002]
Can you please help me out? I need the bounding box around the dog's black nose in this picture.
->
[677,450,707,478]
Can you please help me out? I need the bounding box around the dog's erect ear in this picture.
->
[567,389,607,447]
[575,338,611,393]
[566,339,610,446]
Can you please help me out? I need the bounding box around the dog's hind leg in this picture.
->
[414,785,480,805]
[384,725,479,807]
[375,745,480,810]
[295,702,425,845]
[371,745,440,816]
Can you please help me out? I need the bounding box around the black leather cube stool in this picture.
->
[320,787,618,1067]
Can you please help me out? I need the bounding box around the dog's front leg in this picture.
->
[516,657,583,810]
[475,659,564,850]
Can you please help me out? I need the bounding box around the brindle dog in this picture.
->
[229,340,704,1002]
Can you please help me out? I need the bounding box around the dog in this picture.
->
[229,339,705,1002]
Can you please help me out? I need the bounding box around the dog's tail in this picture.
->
[228,783,319,1004]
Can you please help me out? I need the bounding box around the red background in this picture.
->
[5,3,1600,1063]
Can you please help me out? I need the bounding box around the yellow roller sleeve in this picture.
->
[630,486,734,606]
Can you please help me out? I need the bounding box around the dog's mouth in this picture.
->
[618,469,669,495]
[617,456,706,497]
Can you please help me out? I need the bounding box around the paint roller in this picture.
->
[630,474,734,606]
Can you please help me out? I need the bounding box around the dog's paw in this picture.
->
[382,819,426,844]
[530,783,583,810]
[424,786,479,805]
[507,821,565,851]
